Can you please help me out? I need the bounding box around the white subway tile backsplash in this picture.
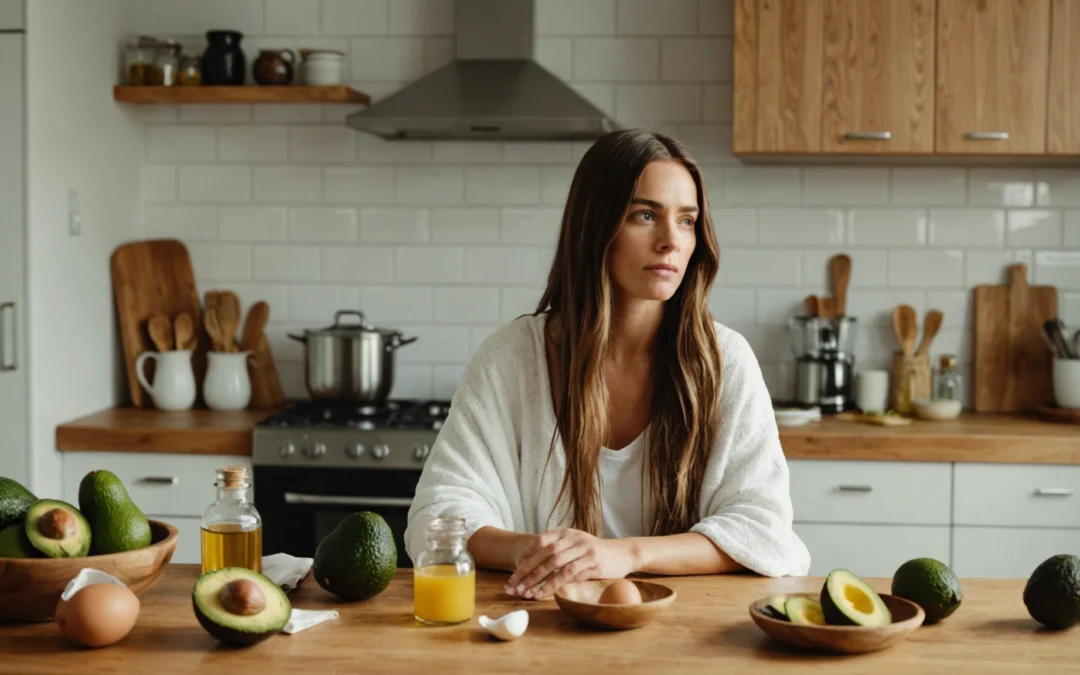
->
[434,365,466,398]
[221,284,291,321]
[537,0,616,35]
[703,84,733,123]
[289,126,357,163]
[1062,292,1080,326]
[188,243,252,281]
[397,325,472,363]
[847,209,928,247]
[466,167,541,205]
[435,288,500,324]
[1034,252,1080,290]
[266,0,319,35]
[395,247,465,283]
[965,250,1034,287]
[391,365,434,398]
[928,209,1005,248]
[756,289,810,326]
[254,166,321,204]
[723,167,801,205]
[926,291,972,328]
[1007,210,1062,247]
[289,207,358,242]
[351,38,425,80]
[356,133,433,164]
[430,208,500,243]
[218,206,288,242]
[217,126,288,163]
[252,104,324,124]
[618,0,698,35]
[1066,210,1080,248]
[616,84,702,124]
[574,39,659,82]
[541,167,574,205]
[708,288,757,324]
[289,285,361,322]
[673,124,731,162]
[721,249,801,286]
[321,0,388,35]
[466,247,542,284]
[758,208,844,246]
[536,38,574,81]
[322,246,394,283]
[801,249,888,289]
[390,0,454,35]
[890,168,966,206]
[144,205,217,241]
[133,0,265,37]
[572,83,617,117]
[804,168,889,206]
[362,287,434,323]
[968,168,1036,207]
[324,166,396,204]
[888,250,963,288]
[1037,169,1080,207]
[699,0,734,36]
[711,208,756,244]
[360,208,431,243]
[179,166,251,203]
[254,246,321,281]
[146,126,216,163]
[179,105,252,124]
[432,142,502,164]
[846,291,927,327]
[661,39,730,82]
[500,288,543,322]
[502,142,574,164]
[501,208,562,244]
[397,167,465,204]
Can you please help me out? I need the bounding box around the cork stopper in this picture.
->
[218,466,249,488]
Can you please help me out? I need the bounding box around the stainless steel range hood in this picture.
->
[345,0,619,141]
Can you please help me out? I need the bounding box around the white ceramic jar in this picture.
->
[302,50,344,85]
[135,350,197,411]
[203,351,253,411]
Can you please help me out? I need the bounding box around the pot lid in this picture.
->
[310,310,400,337]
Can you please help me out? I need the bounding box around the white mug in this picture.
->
[1053,358,1080,409]
[203,351,253,411]
[855,369,890,413]
[135,350,197,411]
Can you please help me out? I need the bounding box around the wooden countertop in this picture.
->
[1,565,1071,674]
[55,406,1080,464]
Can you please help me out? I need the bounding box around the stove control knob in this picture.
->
[346,443,366,459]
[413,443,431,462]
[303,441,327,458]
[279,441,297,458]
[372,444,390,460]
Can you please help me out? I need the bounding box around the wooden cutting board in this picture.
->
[111,239,205,408]
[240,301,285,409]
[973,263,1057,412]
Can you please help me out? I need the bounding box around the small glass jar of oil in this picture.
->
[413,516,476,625]
[200,466,263,574]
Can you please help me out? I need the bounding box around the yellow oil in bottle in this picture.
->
[200,522,263,574]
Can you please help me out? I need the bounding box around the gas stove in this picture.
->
[252,399,450,470]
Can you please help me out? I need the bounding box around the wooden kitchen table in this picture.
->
[0,566,1074,674]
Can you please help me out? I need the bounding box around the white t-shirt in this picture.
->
[599,433,651,539]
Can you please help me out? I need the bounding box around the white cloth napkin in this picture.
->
[261,553,338,635]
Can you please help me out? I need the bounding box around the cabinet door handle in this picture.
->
[964,131,1010,141]
[0,302,15,372]
[1034,487,1073,497]
[843,131,891,141]
[283,492,413,508]
[139,476,179,485]
[836,484,873,493]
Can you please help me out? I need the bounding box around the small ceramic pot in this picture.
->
[301,49,345,85]
[253,49,295,85]
[203,351,253,411]
[1053,357,1080,409]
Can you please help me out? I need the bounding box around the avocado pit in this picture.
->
[37,508,76,540]
[220,579,266,616]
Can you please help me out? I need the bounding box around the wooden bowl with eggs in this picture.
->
[554,578,677,630]
[0,519,178,622]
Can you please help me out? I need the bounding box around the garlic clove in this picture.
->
[478,609,529,641]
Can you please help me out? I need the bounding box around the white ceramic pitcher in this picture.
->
[135,350,197,411]
[203,351,253,411]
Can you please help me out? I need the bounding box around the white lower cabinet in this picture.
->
[165,516,202,565]
[794,523,952,577]
[952,526,1080,579]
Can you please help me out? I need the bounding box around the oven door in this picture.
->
[254,466,421,568]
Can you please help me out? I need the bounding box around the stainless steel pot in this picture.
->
[287,310,417,403]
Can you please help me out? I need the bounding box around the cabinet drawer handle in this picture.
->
[139,476,179,485]
[964,131,1009,141]
[843,131,891,141]
[1034,488,1073,497]
[836,484,873,493]
[284,493,413,508]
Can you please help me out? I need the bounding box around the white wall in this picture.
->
[133,0,1080,406]
[26,0,142,496]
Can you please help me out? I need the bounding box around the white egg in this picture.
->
[479,609,529,641]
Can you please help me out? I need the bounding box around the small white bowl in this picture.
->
[912,398,962,421]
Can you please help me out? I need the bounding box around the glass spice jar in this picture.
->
[124,35,158,85]
[933,354,962,402]
[412,517,476,626]
[178,53,202,86]
[152,39,181,86]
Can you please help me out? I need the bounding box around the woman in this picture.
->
[405,129,810,600]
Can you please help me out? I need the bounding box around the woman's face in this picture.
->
[608,160,699,303]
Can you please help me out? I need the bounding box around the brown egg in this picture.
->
[598,578,642,605]
[55,583,140,648]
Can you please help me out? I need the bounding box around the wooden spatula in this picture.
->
[893,305,918,358]
[218,292,241,352]
[147,315,174,352]
[803,295,819,317]
[204,307,226,352]
[173,312,195,351]
[817,297,837,319]
[829,254,852,317]
[915,309,943,357]
[241,301,285,409]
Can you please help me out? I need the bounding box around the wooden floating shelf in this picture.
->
[113,85,370,105]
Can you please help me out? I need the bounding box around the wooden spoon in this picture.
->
[915,309,943,357]
[147,315,174,352]
[893,305,918,358]
[817,297,837,320]
[204,307,225,352]
[829,254,851,317]
[240,301,270,352]
[803,295,819,318]
[217,292,241,352]
[173,312,195,351]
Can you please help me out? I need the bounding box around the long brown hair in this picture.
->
[535,128,722,537]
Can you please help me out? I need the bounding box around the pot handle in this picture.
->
[333,309,370,328]
[287,332,307,343]
[387,335,418,351]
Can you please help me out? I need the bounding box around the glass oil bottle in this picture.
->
[200,466,263,574]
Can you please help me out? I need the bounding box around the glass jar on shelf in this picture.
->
[151,39,181,86]
[200,466,263,575]
[123,35,158,85]
[178,53,202,86]
[412,516,476,626]
[933,354,962,402]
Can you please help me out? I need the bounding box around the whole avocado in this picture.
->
[0,477,37,530]
[313,511,397,601]
[1024,554,1080,630]
[78,470,152,553]
[891,557,963,624]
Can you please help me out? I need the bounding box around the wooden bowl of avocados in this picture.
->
[0,518,178,622]
[749,572,925,654]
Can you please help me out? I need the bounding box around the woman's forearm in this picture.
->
[467,526,536,572]
[624,532,745,576]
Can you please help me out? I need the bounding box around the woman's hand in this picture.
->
[503,529,635,600]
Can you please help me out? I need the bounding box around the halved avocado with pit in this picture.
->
[193,567,291,646]
[24,499,91,558]
[785,597,826,626]
[820,569,892,627]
